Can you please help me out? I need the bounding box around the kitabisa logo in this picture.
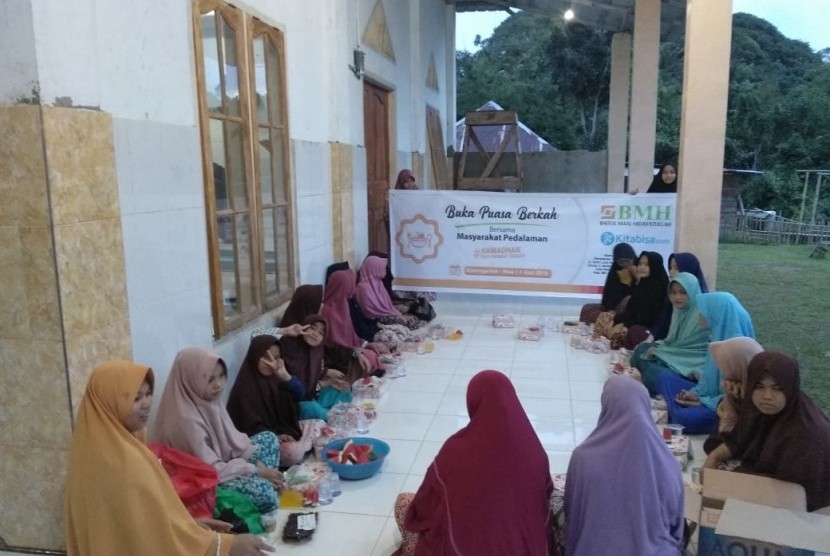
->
[600,204,672,227]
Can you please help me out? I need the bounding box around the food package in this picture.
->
[492,314,517,328]
[351,376,387,400]
[518,326,544,341]
[326,402,362,432]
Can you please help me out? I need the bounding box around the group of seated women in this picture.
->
[65,253,434,555]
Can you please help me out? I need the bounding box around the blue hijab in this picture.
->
[692,292,755,410]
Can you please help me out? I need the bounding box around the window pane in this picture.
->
[219,14,241,117]
[218,215,239,318]
[209,120,247,210]
[252,36,269,124]
[258,127,273,205]
[265,38,282,126]
[200,12,222,113]
[271,132,286,204]
[234,213,255,313]
[261,208,277,297]
[213,159,230,212]
[275,205,291,294]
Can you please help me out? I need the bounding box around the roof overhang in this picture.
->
[449,0,686,33]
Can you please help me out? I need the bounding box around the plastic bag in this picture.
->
[148,443,218,519]
[214,487,264,534]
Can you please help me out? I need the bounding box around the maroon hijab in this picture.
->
[226,335,302,439]
[321,269,363,348]
[725,352,830,511]
[280,314,327,399]
[405,371,553,555]
[395,169,416,190]
[280,285,323,327]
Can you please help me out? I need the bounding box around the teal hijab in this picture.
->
[652,273,709,378]
[692,292,755,410]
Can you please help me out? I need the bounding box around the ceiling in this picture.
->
[449,0,686,33]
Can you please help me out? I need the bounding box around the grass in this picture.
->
[717,242,830,413]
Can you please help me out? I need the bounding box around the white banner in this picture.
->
[389,190,676,297]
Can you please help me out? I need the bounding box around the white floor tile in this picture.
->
[424,414,469,442]
[318,471,407,516]
[369,412,433,441]
[265,511,387,554]
[410,441,444,475]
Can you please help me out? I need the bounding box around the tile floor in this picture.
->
[0,294,705,556]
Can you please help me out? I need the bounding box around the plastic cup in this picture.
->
[691,467,701,485]
[329,472,342,497]
[317,478,333,505]
[668,423,684,437]
[355,413,369,434]
[662,426,673,442]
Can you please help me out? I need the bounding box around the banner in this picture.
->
[389,190,676,297]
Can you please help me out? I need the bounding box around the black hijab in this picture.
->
[601,243,637,310]
[647,163,677,194]
[226,335,302,440]
[615,251,669,328]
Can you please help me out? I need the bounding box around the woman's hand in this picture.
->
[229,534,274,555]
[722,379,742,399]
[278,434,295,443]
[367,342,389,355]
[280,323,308,337]
[326,368,345,380]
[645,346,655,360]
[675,389,701,407]
[196,517,232,532]
[357,353,370,373]
[329,378,350,392]
[256,461,285,490]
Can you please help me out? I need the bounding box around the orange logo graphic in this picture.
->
[396,214,444,264]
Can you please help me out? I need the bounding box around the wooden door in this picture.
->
[363,81,391,253]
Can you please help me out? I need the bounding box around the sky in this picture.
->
[456,0,830,54]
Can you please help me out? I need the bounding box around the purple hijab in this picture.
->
[355,255,400,318]
[565,376,684,556]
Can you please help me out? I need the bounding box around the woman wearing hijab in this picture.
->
[393,371,553,556]
[227,334,325,466]
[279,284,324,327]
[705,352,830,512]
[702,337,764,454]
[630,163,678,194]
[356,255,421,329]
[579,242,637,324]
[281,314,354,420]
[658,292,755,435]
[649,252,709,340]
[632,272,710,395]
[566,375,684,555]
[596,251,669,349]
[66,361,271,556]
[321,269,383,374]
[153,348,283,513]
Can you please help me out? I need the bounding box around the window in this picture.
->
[193,0,295,337]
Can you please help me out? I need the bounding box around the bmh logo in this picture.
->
[600,205,672,221]
[600,232,616,245]
[600,206,616,219]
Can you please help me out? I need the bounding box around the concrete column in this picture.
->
[628,0,660,192]
[676,0,733,289]
[607,32,632,192]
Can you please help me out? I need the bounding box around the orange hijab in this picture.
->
[65,361,232,556]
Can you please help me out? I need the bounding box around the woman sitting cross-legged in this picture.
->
[658,291,755,435]
[66,360,272,556]
[153,347,284,514]
[226,334,326,467]
[579,242,637,324]
[704,352,830,512]
[356,254,422,330]
[631,272,710,396]
[393,370,553,555]
[565,375,685,556]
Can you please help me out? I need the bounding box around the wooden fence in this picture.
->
[721,215,830,244]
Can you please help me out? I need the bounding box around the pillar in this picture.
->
[628,0,661,192]
[607,32,632,192]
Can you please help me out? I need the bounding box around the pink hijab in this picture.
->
[152,347,255,482]
[710,337,764,433]
[356,256,400,318]
[405,371,553,555]
[321,269,363,349]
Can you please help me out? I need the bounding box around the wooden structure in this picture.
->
[456,110,523,190]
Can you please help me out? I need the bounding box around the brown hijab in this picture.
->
[280,314,327,398]
[280,284,323,327]
[226,335,302,440]
[724,352,830,511]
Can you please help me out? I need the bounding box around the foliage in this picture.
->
[718,243,830,413]
[456,12,830,219]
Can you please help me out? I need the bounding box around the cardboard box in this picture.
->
[695,469,827,556]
